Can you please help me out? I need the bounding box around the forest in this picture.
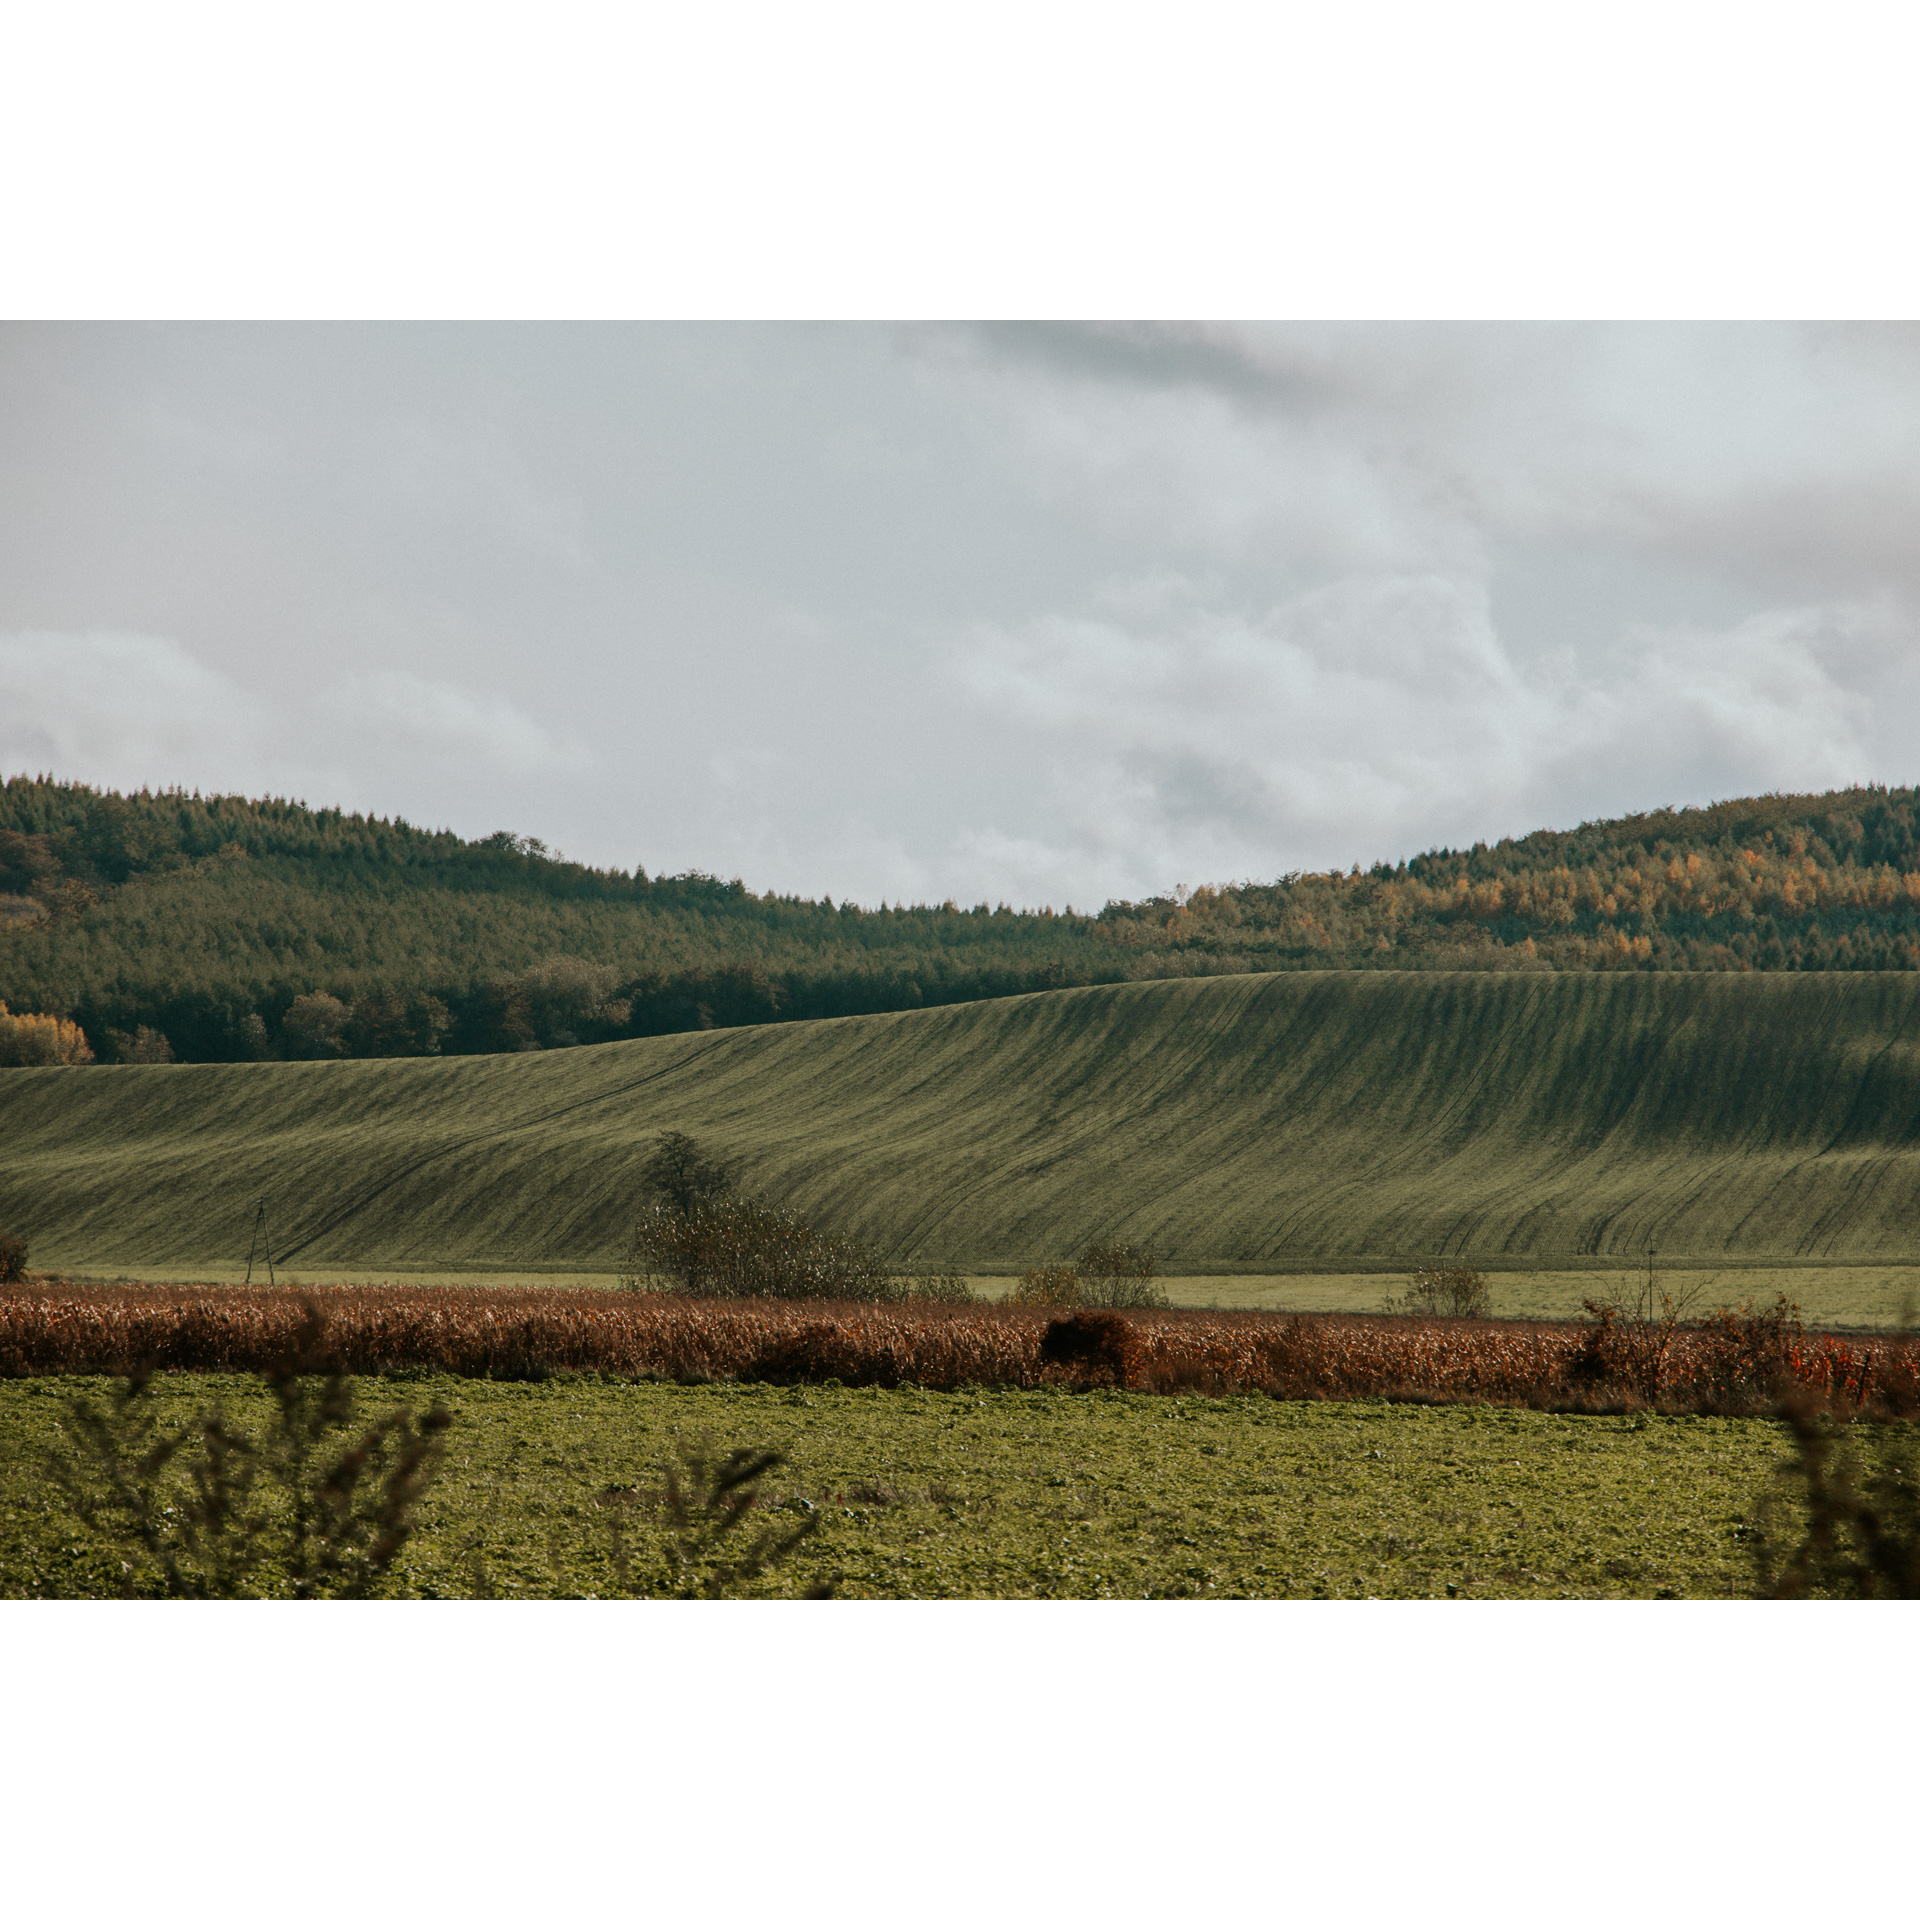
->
[7,773,1920,1064]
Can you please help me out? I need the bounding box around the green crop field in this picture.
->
[0,1373,1834,1599]
[8,969,1920,1322]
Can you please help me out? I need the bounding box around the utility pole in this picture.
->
[245,1199,278,1286]
[1647,1245,1656,1323]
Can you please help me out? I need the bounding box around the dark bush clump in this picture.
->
[1039,1311,1145,1389]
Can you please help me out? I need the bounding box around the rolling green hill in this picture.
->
[7,969,1920,1283]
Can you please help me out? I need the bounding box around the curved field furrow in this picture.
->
[8,970,1920,1270]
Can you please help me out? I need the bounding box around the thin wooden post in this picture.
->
[245,1199,279,1286]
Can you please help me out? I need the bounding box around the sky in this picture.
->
[5,320,1920,908]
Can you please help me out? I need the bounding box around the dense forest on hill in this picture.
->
[5,774,1920,1064]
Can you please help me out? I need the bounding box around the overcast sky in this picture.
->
[4,321,1919,907]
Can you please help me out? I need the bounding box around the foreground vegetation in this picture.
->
[11,776,1920,1064]
[11,968,1920,1274]
[6,1282,1909,1598]
[0,1371,1855,1599]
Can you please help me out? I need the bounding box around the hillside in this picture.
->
[9,775,1920,1063]
[0,777,1110,1062]
[7,969,1920,1276]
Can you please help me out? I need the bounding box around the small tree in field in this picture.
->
[639,1130,736,1217]
[0,1230,27,1284]
[1076,1238,1167,1309]
[1013,1266,1080,1308]
[621,1197,900,1302]
[1386,1264,1491,1318]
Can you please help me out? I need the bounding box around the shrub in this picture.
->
[595,1437,826,1597]
[0,1232,26,1284]
[1075,1237,1167,1309]
[1568,1285,1727,1405]
[1751,1398,1920,1598]
[1012,1265,1080,1308]
[1690,1294,1807,1407]
[1038,1310,1146,1388]
[1078,1237,1155,1279]
[1387,1264,1491,1318]
[622,1197,901,1302]
[620,1129,893,1300]
[1566,1298,1681,1402]
[906,1270,976,1305]
[46,1300,451,1597]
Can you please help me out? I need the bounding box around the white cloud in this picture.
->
[949,322,1920,602]
[0,629,266,786]
[0,628,571,817]
[380,417,589,568]
[318,670,570,777]
[945,584,1914,897]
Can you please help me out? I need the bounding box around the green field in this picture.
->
[0,1373,1826,1599]
[8,970,1920,1313]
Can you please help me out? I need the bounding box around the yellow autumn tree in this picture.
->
[0,1000,95,1066]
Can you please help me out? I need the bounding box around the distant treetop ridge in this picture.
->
[4,773,1920,1064]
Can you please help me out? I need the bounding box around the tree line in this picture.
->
[11,775,1920,1063]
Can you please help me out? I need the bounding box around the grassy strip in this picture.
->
[37,1263,1920,1331]
[0,1374,1830,1599]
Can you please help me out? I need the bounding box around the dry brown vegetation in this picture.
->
[2,1283,1914,1416]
